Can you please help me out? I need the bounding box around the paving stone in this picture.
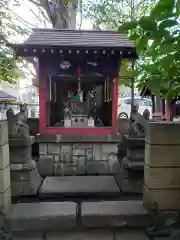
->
[46,230,114,240]
[81,200,152,228]
[12,232,43,240]
[39,176,120,197]
[6,202,77,231]
[115,230,150,240]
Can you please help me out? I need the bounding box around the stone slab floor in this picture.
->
[12,229,151,240]
[39,176,121,198]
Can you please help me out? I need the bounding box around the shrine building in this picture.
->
[10,29,137,135]
[9,29,137,177]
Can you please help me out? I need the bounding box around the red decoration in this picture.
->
[77,67,81,73]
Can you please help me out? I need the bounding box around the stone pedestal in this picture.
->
[37,134,120,177]
[116,135,145,193]
[9,137,42,196]
[143,122,180,210]
[0,121,11,214]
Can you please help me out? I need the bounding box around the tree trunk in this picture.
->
[38,0,78,29]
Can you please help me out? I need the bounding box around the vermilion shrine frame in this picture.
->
[39,76,118,135]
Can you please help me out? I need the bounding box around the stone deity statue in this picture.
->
[86,90,96,117]
[129,105,150,137]
[6,103,30,138]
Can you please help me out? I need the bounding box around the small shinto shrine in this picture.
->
[10,29,137,176]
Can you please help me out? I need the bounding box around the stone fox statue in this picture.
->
[6,104,29,138]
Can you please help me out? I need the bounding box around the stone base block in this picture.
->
[0,187,11,214]
[11,172,42,196]
[54,162,78,176]
[146,122,180,145]
[38,141,119,176]
[143,185,180,210]
[86,161,108,175]
[6,202,77,231]
[81,201,152,228]
[115,158,144,193]
[0,166,10,194]
[0,121,8,146]
[10,146,31,164]
[38,156,54,177]
[9,136,35,147]
[145,143,180,167]
[126,148,144,162]
[115,173,143,194]
[11,161,42,196]
[0,144,9,170]
[124,135,145,148]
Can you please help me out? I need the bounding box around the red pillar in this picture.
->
[112,77,118,132]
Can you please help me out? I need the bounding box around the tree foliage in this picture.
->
[83,0,156,29]
[0,0,28,83]
[83,0,156,87]
[119,0,180,98]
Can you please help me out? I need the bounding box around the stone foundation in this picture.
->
[37,134,120,177]
[116,135,145,193]
[9,137,42,196]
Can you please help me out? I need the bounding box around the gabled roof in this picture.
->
[0,91,17,101]
[16,28,135,48]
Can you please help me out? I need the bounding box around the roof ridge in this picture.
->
[32,28,120,34]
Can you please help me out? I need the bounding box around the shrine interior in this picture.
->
[46,75,113,128]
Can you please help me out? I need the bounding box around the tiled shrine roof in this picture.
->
[19,28,135,48]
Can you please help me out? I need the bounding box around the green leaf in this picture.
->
[159,19,178,30]
[138,16,157,31]
[159,43,177,54]
[136,34,149,52]
[118,21,137,32]
[150,0,175,20]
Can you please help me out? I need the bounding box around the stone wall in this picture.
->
[38,141,120,177]
[0,121,11,214]
[143,122,180,210]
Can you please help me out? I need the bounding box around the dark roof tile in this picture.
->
[22,28,134,48]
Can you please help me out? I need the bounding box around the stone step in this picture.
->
[12,229,151,240]
[39,176,121,198]
[81,200,152,228]
[5,200,152,232]
[6,202,77,232]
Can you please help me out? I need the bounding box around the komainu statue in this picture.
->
[129,105,150,137]
[6,104,30,138]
